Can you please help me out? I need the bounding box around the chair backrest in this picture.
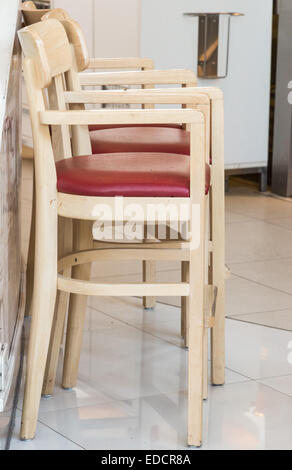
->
[18,19,73,89]
[41,9,90,72]
[21,1,51,26]
[18,19,79,170]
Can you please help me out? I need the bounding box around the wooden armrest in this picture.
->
[40,109,204,126]
[87,57,154,70]
[79,69,197,87]
[63,89,209,105]
[189,87,223,101]
[142,86,223,101]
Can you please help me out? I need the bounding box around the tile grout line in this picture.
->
[229,272,292,298]
[87,302,186,350]
[228,255,292,267]
[15,407,85,450]
[34,418,86,450]
[254,381,292,401]
[227,306,292,316]
[227,314,292,333]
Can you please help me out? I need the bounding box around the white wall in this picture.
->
[53,0,141,57]
[140,0,273,170]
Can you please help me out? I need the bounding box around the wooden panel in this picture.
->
[0,16,22,355]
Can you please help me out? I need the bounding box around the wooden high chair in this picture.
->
[22,9,225,413]
[22,4,200,323]
[40,10,225,391]
[19,18,211,447]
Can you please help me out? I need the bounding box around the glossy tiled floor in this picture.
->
[5,161,292,450]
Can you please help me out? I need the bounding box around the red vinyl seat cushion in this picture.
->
[56,153,210,197]
[90,126,190,155]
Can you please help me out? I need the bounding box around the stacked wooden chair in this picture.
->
[18,9,225,448]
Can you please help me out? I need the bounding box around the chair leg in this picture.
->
[21,199,57,441]
[210,191,225,386]
[187,173,205,446]
[42,217,73,397]
[210,252,225,385]
[210,96,225,386]
[203,328,208,400]
[62,219,93,390]
[24,175,35,317]
[181,261,189,347]
[143,260,156,309]
[187,248,205,447]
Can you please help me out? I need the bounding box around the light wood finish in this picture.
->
[42,10,90,73]
[24,173,35,318]
[79,69,197,87]
[58,277,190,297]
[65,60,92,157]
[87,57,154,70]
[187,116,206,447]
[58,248,190,270]
[24,4,225,395]
[181,261,189,347]
[209,98,225,386]
[57,193,191,221]
[18,18,224,446]
[22,144,33,159]
[47,74,72,160]
[49,9,225,392]
[40,108,204,126]
[42,217,72,397]
[143,259,156,309]
[40,8,196,320]
[21,2,51,26]
[20,55,58,440]
[63,89,208,105]
[19,19,72,89]
[62,220,93,390]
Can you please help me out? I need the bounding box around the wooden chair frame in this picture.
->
[23,8,199,322]
[22,8,224,411]
[42,10,225,388]
[17,18,216,447]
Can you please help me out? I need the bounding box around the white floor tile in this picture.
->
[224,368,250,384]
[258,375,292,397]
[266,217,292,231]
[226,220,292,263]
[226,275,292,316]
[225,211,254,224]
[77,325,188,402]
[226,319,292,379]
[84,307,125,332]
[203,381,292,450]
[88,296,180,331]
[226,192,292,221]
[37,382,292,450]
[231,258,292,295]
[229,309,292,331]
[18,374,115,415]
[9,411,82,450]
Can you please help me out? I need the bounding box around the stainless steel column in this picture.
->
[272,0,292,196]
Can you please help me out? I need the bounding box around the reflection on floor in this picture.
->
[3,159,292,450]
